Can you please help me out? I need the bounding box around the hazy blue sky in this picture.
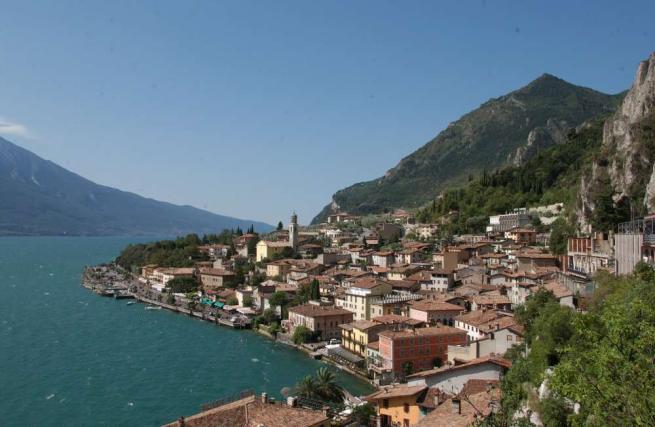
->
[0,1,653,225]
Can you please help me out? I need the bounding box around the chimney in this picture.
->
[261,392,268,404]
[287,396,297,407]
[452,398,461,414]
[322,406,330,416]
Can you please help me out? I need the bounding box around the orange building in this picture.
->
[365,384,427,427]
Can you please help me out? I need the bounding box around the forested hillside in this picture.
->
[414,117,625,234]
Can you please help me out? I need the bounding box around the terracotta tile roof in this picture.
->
[275,283,299,293]
[367,341,380,350]
[469,294,511,306]
[289,304,353,318]
[480,253,508,259]
[476,315,519,334]
[411,301,464,313]
[374,251,394,257]
[416,387,501,427]
[388,280,419,290]
[543,281,574,299]
[406,270,432,281]
[455,310,506,327]
[345,320,379,331]
[378,325,466,340]
[372,314,424,326]
[349,277,391,290]
[365,384,427,401]
[461,379,500,395]
[163,395,329,427]
[417,387,451,409]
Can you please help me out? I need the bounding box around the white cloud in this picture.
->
[0,117,32,138]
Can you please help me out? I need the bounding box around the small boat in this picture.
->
[126,301,135,306]
[145,305,162,311]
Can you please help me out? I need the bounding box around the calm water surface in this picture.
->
[0,237,372,426]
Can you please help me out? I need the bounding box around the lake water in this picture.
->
[0,237,372,426]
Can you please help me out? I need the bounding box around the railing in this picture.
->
[618,219,645,234]
[201,389,256,411]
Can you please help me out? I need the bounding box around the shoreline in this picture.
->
[82,266,377,395]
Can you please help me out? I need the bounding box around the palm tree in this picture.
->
[295,375,317,398]
[315,367,344,403]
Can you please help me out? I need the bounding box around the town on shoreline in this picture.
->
[81,206,654,427]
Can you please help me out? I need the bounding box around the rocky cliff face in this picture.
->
[578,52,655,231]
[509,118,570,166]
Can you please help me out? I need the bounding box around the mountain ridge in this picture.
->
[312,73,625,224]
[0,137,272,236]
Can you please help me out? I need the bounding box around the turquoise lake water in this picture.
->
[0,237,372,426]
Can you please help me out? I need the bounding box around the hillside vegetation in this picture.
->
[495,265,655,426]
[415,117,610,234]
[313,75,624,223]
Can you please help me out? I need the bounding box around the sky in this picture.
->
[0,1,653,226]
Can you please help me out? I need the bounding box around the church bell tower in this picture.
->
[289,212,298,251]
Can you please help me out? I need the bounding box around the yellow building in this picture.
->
[339,320,388,357]
[256,240,290,262]
[335,278,392,320]
[366,384,427,427]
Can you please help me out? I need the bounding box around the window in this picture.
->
[403,403,410,413]
[507,335,513,341]
[383,399,389,409]
[403,419,410,427]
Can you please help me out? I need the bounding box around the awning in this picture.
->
[327,346,364,364]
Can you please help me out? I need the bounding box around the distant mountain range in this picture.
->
[0,137,272,236]
[312,74,625,223]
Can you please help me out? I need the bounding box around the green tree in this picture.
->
[246,235,260,255]
[548,217,574,255]
[633,260,655,282]
[234,266,245,287]
[310,279,320,301]
[261,308,278,324]
[292,325,312,345]
[550,276,655,426]
[351,403,376,426]
[295,375,317,398]
[166,277,198,293]
[166,292,176,304]
[314,367,345,403]
[269,291,288,308]
[277,221,284,231]
[514,288,558,331]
